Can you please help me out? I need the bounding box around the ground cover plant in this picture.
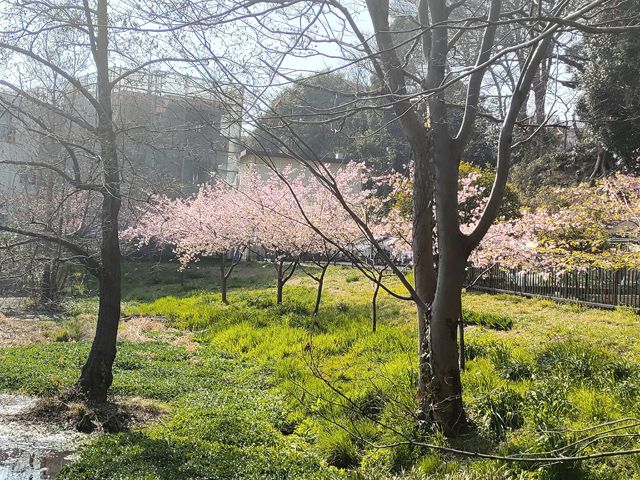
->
[1,260,640,479]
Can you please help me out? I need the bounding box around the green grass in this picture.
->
[2,260,640,479]
[0,340,341,479]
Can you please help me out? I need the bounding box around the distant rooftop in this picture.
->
[77,69,241,103]
[239,149,350,164]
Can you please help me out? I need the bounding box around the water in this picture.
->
[0,395,79,479]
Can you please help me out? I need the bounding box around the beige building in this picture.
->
[236,149,358,190]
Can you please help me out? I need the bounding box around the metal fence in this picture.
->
[466,265,640,311]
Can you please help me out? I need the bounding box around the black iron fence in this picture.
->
[466,265,640,311]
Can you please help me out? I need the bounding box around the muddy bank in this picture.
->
[0,394,81,479]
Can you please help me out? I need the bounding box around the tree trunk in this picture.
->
[276,260,284,305]
[220,254,228,304]
[79,262,120,402]
[430,250,466,435]
[412,147,437,418]
[590,146,611,180]
[532,62,549,125]
[371,274,381,333]
[78,0,121,403]
[312,264,328,317]
[78,146,121,402]
[40,262,53,305]
[458,313,465,371]
[430,115,466,434]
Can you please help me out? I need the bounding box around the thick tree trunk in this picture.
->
[431,121,466,434]
[412,148,436,416]
[220,254,228,304]
[430,242,466,435]
[79,145,121,402]
[532,64,548,125]
[590,146,611,180]
[79,261,120,402]
[78,0,121,403]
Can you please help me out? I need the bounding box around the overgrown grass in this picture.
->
[2,260,640,479]
[0,340,341,479]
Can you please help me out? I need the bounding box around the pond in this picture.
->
[0,394,80,479]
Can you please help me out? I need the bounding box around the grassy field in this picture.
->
[1,259,640,479]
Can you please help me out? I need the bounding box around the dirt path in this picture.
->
[0,394,81,479]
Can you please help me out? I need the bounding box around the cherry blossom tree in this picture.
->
[0,183,101,305]
[472,175,640,272]
[125,178,250,304]
[237,167,309,305]
[239,161,368,309]
[294,162,366,316]
[128,162,367,309]
[371,166,495,261]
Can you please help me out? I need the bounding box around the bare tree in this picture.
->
[0,0,193,401]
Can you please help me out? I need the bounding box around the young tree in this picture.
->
[220,0,639,433]
[329,0,640,434]
[125,179,249,304]
[294,162,366,316]
[0,0,126,401]
[124,0,639,433]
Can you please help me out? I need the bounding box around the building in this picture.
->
[237,149,355,188]
[107,71,242,191]
[0,71,243,198]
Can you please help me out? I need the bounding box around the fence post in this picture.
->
[584,270,589,301]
